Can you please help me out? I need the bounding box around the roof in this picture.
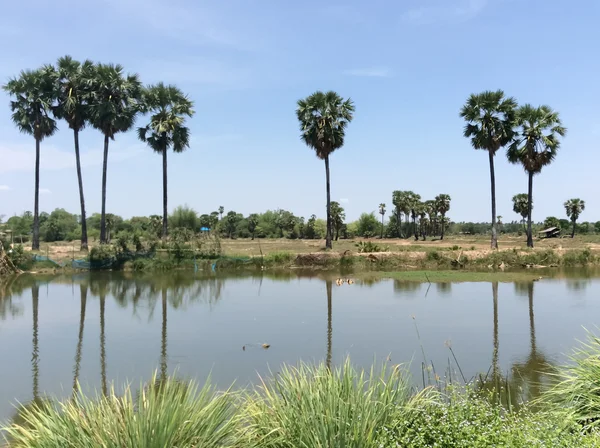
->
[539,227,559,233]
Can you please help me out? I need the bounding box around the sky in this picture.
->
[0,0,599,224]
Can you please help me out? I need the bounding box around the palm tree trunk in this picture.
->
[413,216,418,241]
[162,148,168,239]
[73,130,88,251]
[527,171,534,248]
[571,219,576,238]
[380,215,384,239]
[489,150,498,249]
[72,284,87,395]
[32,284,40,401]
[405,214,409,239]
[441,214,445,240]
[324,156,332,249]
[32,138,41,251]
[100,134,109,244]
[326,280,332,372]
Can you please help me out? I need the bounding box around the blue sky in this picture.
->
[0,0,598,223]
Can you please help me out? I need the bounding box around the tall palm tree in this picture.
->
[405,192,421,241]
[54,56,95,251]
[435,194,451,240]
[378,203,386,239]
[138,83,194,239]
[218,206,224,221]
[392,191,404,238]
[512,193,530,235]
[507,105,566,248]
[330,201,345,241]
[3,67,58,250]
[89,63,142,244]
[296,91,355,249]
[564,198,585,238]
[460,91,517,249]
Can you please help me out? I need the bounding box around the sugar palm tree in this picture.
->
[330,201,345,241]
[460,91,517,249]
[138,83,194,239]
[435,194,451,239]
[296,91,355,249]
[378,203,386,239]
[89,63,142,243]
[406,192,421,240]
[54,56,95,251]
[3,66,58,250]
[218,206,224,220]
[512,193,530,235]
[564,198,585,238]
[507,105,566,247]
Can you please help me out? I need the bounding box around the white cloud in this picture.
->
[339,198,350,204]
[0,185,11,191]
[343,67,392,78]
[0,142,143,173]
[39,188,51,195]
[402,0,487,25]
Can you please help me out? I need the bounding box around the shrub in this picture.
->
[355,241,387,253]
[241,359,425,447]
[6,244,32,270]
[3,373,240,448]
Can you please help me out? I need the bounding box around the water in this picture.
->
[0,270,599,422]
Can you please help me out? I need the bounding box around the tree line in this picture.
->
[3,56,193,251]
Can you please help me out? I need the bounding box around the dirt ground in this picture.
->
[24,234,600,264]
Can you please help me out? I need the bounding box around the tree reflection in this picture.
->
[100,292,107,396]
[31,283,39,401]
[160,287,168,382]
[72,283,87,396]
[393,280,421,296]
[436,282,452,295]
[325,280,332,371]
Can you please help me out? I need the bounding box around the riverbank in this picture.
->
[4,338,600,447]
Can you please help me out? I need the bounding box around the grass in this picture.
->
[5,344,600,447]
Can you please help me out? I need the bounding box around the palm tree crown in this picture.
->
[507,105,566,174]
[54,56,95,132]
[296,91,355,159]
[512,194,530,220]
[4,67,58,141]
[564,198,585,222]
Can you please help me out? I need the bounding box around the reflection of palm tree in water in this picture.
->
[72,283,87,395]
[31,283,40,401]
[100,293,107,396]
[511,282,552,402]
[491,281,499,393]
[160,287,168,381]
[326,280,332,371]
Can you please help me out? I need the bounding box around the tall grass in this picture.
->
[3,373,239,448]
[240,358,428,447]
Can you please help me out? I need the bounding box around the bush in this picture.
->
[3,373,240,448]
[241,359,424,447]
[355,241,388,253]
[6,245,32,270]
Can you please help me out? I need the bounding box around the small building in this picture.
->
[538,227,560,238]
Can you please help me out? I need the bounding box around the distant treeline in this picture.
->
[2,205,599,245]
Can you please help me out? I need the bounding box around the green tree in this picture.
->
[435,194,451,240]
[508,105,566,247]
[460,90,517,249]
[564,198,585,238]
[330,202,346,241]
[406,192,421,241]
[248,214,259,240]
[512,193,530,233]
[224,211,241,238]
[356,213,379,238]
[296,91,355,249]
[41,208,79,242]
[89,63,142,244]
[543,216,560,230]
[169,205,198,231]
[53,56,95,251]
[3,66,58,250]
[378,203,386,239]
[218,206,224,221]
[138,83,194,239]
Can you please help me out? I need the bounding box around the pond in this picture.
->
[1,269,599,422]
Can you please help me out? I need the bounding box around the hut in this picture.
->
[538,227,560,238]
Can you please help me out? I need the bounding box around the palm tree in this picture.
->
[507,105,566,248]
[407,193,422,240]
[378,203,386,239]
[88,63,142,244]
[330,201,345,241]
[248,213,259,240]
[460,91,517,249]
[218,206,224,220]
[54,56,95,251]
[564,198,585,238]
[3,67,58,250]
[296,91,355,249]
[435,194,451,239]
[512,193,530,235]
[138,83,194,239]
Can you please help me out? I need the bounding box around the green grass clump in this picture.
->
[378,389,597,447]
[241,358,427,447]
[3,373,239,448]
